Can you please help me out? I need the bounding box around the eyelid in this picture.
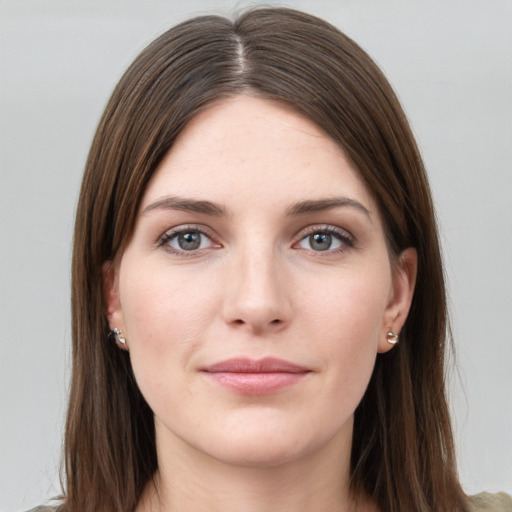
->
[296,224,353,240]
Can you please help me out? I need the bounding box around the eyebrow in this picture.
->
[142,196,228,216]
[286,197,372,221]
[142,195,372,221]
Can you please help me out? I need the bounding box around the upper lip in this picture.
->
[201,357,310,373]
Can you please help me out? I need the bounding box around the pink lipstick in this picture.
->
[201,357,310,395]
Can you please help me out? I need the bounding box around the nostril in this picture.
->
[271,319,281,324]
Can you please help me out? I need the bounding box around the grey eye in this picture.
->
[297,231,344,252]
[166,230,212,252]
[309,233,332,251]
[177,232,201,250]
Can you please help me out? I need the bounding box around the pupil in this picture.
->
[178,232,200,250]
[310,233,331,251]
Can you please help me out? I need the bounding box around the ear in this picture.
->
[378,247,418,353]
[102,261,127,349]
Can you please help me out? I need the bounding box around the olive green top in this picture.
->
[24,492,512,511]
[468,492,512,511]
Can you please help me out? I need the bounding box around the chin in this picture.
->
[206,439,308,468]
[195,419,340,470]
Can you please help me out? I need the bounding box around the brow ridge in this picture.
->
[142,196,227,216]
[286,197,372,220]
[143,195,371,221]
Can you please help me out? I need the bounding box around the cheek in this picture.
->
[302,266,390,344]
[117,264,226,427]
[118,262,220,377]
[299,267,390,390]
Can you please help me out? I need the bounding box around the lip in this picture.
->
[200,357,311,395]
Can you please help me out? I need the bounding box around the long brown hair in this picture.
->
[63,7,469,512]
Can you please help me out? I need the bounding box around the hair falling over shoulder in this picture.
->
[60,7,471,512]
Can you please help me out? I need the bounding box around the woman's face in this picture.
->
[105,96,416,469]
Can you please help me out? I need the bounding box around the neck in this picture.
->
[136,420,375,512]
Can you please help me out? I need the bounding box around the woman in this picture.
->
[30,7,511,512]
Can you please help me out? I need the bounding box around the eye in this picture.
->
[159,227,217,254]
[295,227,353,253]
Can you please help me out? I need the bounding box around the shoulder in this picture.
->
[23,507,58,512]
[469,492,512,512]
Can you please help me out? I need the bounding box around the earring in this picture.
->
[386,331,399,345]
[109,328,126,346]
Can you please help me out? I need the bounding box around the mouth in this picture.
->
[200,357,311,395]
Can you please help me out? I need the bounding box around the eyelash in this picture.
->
[156,224,354,256]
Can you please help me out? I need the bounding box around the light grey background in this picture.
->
[1,1,511,510]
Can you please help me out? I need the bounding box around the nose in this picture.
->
[221,245,292,335]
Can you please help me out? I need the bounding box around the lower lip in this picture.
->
[203,372,308,395]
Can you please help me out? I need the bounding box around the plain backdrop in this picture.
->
[1,1,511,510]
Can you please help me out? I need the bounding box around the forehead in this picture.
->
[141,95,376,214]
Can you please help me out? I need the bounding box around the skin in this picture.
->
[105,96,417,512]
